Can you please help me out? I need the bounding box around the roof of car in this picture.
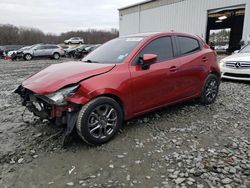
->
[35,44,59,47]
[121,31,200,39]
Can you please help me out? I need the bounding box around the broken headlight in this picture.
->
[46,85,79,105]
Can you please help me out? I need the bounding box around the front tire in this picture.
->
[24,54,32,61]
[76,97,123,145]
[200,74,219,105]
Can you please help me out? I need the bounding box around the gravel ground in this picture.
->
[0,58,249,188]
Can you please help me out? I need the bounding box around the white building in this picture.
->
[119,0,250,51]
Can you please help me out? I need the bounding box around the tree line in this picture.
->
[0,24,119,45]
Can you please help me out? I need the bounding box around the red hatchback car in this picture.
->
[15,32,220,145]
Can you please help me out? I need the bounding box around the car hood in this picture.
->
[222,53,250,62]
[22,61,115,94]
[66,48,77,52]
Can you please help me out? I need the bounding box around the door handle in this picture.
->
[169,66,178,72]
[202,57,208,62]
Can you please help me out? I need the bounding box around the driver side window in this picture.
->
[134,36,174,64]
[36,46,45,50]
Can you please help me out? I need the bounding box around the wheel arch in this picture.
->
[68,89,128,120]
[24,52,32,56]
[209,69,221,84]
[53,51,60,56]
[94,93,126,120]
[209,62,221,77]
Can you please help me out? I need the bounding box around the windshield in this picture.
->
[30,45,41,50]
[85,46,93,51]
[21,46,32,50]
[239,44,250,53]
[82,37,144,64]
[78,45,88,50]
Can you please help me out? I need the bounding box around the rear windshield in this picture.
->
[82,37,144,64]
[239,44,250,53]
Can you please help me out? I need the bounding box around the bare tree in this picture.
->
[0,24,119,45]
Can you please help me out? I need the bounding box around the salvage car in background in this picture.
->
[6,46,31,60]
[10,46,34,61]
[0,45,24,58]
[21,44,65,60]
[15,32,220,145]
[73,44,101,59]
[65,44,89,58]
[64,37,84,44]
[220,43,250,81]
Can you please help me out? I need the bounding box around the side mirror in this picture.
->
[138,54,157,70]
[234,50,239,54]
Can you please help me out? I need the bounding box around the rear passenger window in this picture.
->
[138,37,173,63]
[49,46,58,49]
[45,45,57,49]
[178,36,200,55]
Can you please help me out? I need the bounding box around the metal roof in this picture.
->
[118,0,186,15]
[118,0,154,10]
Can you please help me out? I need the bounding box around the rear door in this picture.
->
[174,36,207,98]
[130,36,181,114]
[46,45,57,56]
[72,38,78,43]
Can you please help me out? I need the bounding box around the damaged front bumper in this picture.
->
[15,85,80,142]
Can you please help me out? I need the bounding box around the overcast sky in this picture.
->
[0,0,142,34]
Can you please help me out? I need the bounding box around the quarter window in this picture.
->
[177,36,200,55]
[137,37,174,63]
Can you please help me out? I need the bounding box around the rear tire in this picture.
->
[53,52,60,60]
[24,54,32,61]
[76,97,123,145]
[200,74,219,105]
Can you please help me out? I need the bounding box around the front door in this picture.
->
[34,45,47,57]
[129,36,180,115]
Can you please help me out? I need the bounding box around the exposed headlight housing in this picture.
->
[46,85,79,105]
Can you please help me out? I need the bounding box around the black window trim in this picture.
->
[132,35,177,65]
[171,36,179,58]
[175,35,202,57]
